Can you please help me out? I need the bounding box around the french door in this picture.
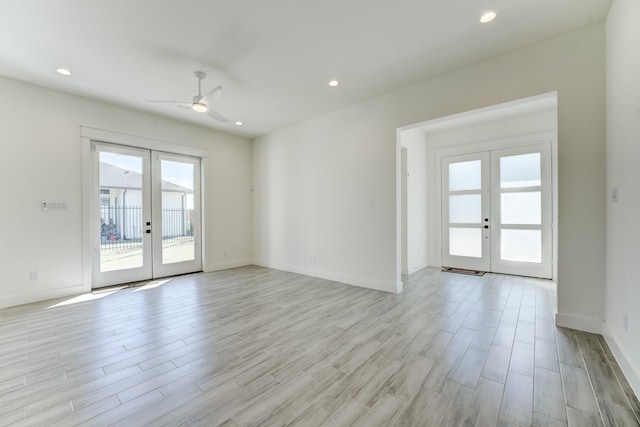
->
[441,143,552,279]
[92,142,202,288]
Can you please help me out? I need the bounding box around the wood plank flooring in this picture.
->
[0,266,638,426]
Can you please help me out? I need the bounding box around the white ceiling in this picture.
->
[0,0,611,139]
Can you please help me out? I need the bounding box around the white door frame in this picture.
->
[434,131,557,280]
[81,127,209,289]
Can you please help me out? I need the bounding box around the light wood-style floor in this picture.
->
[1,266,638,426]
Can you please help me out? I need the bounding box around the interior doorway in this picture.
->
[91,141,202,288]
[397,92,558,284]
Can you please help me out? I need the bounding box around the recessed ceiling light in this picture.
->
[480,10,498,23]
[329,80,339,87]
[235,121,243,126]
[56,68,71,76]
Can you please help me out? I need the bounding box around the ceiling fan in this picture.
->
[150,71,230,123]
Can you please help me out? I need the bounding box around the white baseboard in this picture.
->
[407,264,429,275]
[0,284,89,309]
[0,261,254,310]
[253,259,401,294]
[555,313,640,396]
[402,263,430,276]
[602,324,640,397]
[555,312,603,334]
[204,259,252,272]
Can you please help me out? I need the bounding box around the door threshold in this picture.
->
[92,279,152,294]
[91,271,203,294]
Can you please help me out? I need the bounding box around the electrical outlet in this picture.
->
[623,312,628,330]
[30,270,39,280]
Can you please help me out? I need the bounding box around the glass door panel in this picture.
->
[449,160,482,191]
[99,152,144,271]
[449,228,483,258]
[500,192,541,224]
[449,194,482,223]
[160,160,196,264]
[500,152,542,188]
[500,229,542,263]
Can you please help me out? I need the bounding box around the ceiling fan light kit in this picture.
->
[149,71,230,123]
[192,102,208,113]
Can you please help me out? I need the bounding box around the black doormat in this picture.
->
[441,267,486,276]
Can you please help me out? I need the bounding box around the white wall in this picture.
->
[253,24,606,326]
[401,129,429,274]
[424,107,558,269]
[604,0,640,394]
[252,107,402,292]
[0,76,252,308]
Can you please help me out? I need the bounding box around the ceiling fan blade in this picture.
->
[147,99,188,104]
[206,108,230,123]
[202,85,223,105]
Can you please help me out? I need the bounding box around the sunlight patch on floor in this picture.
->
[132,278,172,292]
[48,291,118,308]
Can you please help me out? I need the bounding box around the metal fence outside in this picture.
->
[100,206,194,250]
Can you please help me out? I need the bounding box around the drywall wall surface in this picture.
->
[605,0,640,394]
[425,108,557,148]
[252,105,400,292]
[401,129,429,274]
[0,76,252,308]
[253,24,605,324]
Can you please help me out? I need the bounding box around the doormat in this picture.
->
[441,267,486,276]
